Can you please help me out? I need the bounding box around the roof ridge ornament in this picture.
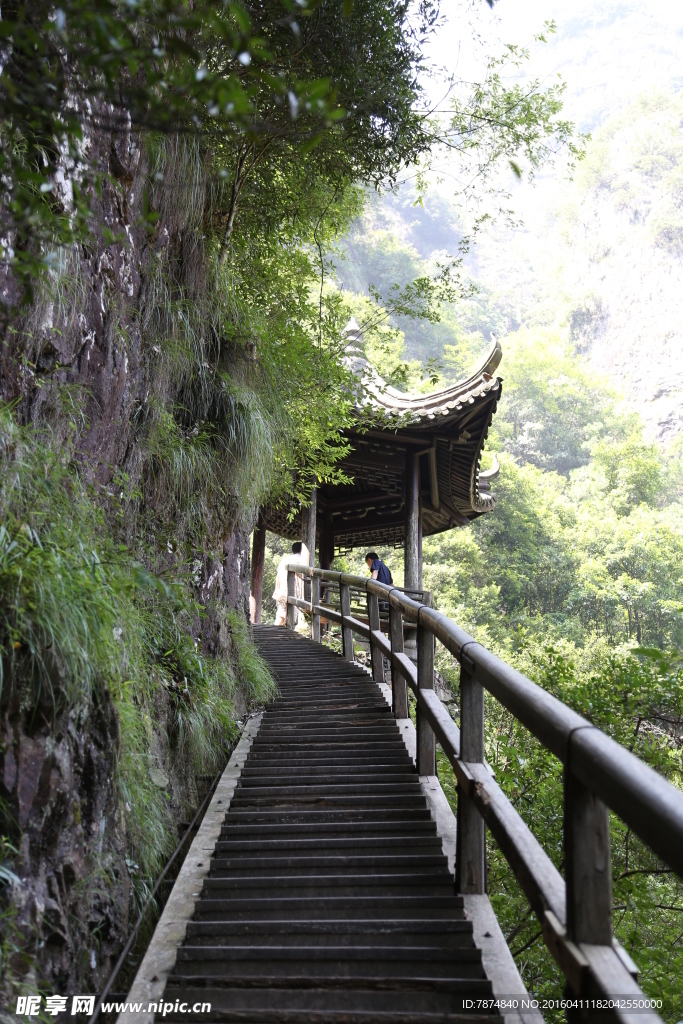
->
[341,317,368,378]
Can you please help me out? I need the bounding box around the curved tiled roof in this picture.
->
[343,316,502,423]
[263,320,503,550]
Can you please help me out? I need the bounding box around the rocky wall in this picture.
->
[0,114,252,1003]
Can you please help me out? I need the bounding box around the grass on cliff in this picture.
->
[0,404,274,888]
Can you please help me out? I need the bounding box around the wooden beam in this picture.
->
[321,491,397,513]
[345,426,428,445]
[332,510,407,532]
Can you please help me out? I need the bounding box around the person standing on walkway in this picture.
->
[274,542,304,625]
[365,552,393,585]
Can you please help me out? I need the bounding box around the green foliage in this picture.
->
[0,405,275,884]
[421,327,683,652]
[592,435,663,514]
[0,0,439,307]
[474,647,683,1018]
[485,328,614,475]
[0,405,119,703]
[439,26,585,191]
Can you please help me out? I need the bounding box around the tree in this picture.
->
[0,0,438,307]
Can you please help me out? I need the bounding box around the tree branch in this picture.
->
[510,929,543,959]
[616,868,673,882]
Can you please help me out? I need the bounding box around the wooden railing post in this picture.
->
[455,662,485,893]
[389,600,408,718]
[417,607,436,775]
[286,569,296,629]
[311,573,320,643]
[366,590,384,683]
[564,757,613,954]
[340,580,354,661]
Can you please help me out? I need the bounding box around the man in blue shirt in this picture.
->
[365,552,393,586]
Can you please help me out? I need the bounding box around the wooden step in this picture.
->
[159,625,497,1023]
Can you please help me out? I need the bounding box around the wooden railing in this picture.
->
[286,564,683,1023]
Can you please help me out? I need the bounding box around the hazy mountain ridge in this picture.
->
[333,0,683,442]
[555,93,683,441]
[337,89,683,443]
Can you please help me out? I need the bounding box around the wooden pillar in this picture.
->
[367,591,384,683]
[319,514,333,627]
[455,666,486,893]
[301,486,317,568]
[249,511,266,624]
[320,512,333,571]
[286,569,296,630]
[340,580,354,661]
[389,600,408,719]
[404,451,420,592]
[564,765,613,949]
[418,497,423,591]
[417,598,435,775]
[311,574,321,643]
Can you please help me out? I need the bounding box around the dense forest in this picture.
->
[1,0,681,1017]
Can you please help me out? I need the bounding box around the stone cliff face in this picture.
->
[0,678,127,999]
[3,122,143,471]
[0,114,252,1000]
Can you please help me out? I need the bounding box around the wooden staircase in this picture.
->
[160,625,498,1023]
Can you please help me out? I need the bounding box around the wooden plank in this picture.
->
[390,651,417,691]
[321,492,396,512]
[345,614,371,641]
[542,910,589,996]
[579,944,661,1024]
[370,628,391,659]
[314,605,341,625]
[343,449,408,470]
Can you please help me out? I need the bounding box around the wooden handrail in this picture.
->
[286,563,682,1021]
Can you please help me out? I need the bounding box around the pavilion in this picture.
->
[249,320,502,620]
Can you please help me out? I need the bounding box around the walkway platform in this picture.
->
[121,626,534,1023]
